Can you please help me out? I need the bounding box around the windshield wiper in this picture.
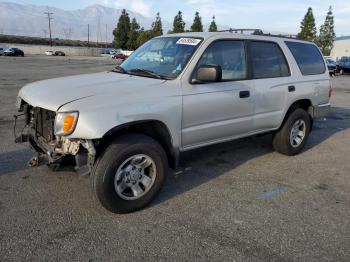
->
[128,68,170,80]
[111,65,127,74]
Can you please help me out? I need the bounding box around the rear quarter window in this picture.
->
[285,41,326,75]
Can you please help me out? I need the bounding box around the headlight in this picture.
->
[54,111,79,136]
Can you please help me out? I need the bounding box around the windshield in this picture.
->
[119,37,202,79]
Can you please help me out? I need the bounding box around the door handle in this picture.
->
[288,85,296,92]
[239,90,250,98]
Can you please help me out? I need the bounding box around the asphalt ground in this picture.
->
[0,55,350,261]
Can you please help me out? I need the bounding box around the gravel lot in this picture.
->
[0,56,350,261]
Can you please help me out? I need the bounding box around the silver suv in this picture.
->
[15,32,331,213]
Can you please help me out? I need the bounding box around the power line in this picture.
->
[44,12,53,46]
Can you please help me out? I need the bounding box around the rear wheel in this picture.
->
[91,133,167,213]
[273,108,311,156]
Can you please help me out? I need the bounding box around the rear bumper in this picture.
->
[310,103,331,118]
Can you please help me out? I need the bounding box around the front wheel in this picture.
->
[273,108,311,156]
[91,133,168,213]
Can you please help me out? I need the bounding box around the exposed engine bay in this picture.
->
[14,100,95,175]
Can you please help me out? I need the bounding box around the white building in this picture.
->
[330,36,350,60]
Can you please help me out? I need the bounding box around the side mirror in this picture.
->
[193,64,222,83]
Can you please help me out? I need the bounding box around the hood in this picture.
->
[19,72,166,111]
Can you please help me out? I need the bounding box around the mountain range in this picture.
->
[0,2,287,42]
[0,2,172,42]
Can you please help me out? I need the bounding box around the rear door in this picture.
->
[248,40,293,131]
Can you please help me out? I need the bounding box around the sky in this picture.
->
[2,0,350,35]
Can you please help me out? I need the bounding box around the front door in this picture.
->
[181,39,255,149]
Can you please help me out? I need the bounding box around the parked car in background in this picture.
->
[0,47,5,56]
[337,57,350,75]
[4,48,24,57]
[100,48,109,55]
[112,53,129,62]
[54,51,65,56]
[45,50,66,56]
[100,48,120,56]
[45,51,54,56]
[109,49,118,55]
[325,58,337,76]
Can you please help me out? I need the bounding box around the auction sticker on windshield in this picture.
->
[176,38,201,46]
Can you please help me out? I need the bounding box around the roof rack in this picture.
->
[218,28,263,34]
[217,28,299,39]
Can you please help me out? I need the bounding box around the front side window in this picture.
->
[285,41,326,75]
[120,37,202,79]
[196,40,247,81]
[251,41,290,79]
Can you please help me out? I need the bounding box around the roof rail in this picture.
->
[260,33,299,39]
[217,28,299,39]
[217,28,263,34]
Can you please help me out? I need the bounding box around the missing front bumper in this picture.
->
[15,131,95,176]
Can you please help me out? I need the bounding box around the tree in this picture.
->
[151,12,163,36]
[298,7,317,42]
[191,12,203,32]
[316,6,335,55]
[113,9,130,49]
[126,18,140,50]
[209,16,217,32]
[172,11,186,33]
[136,27,153,47]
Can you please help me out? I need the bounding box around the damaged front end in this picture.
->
[14,99,95,176]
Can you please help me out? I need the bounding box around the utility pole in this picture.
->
[44,12,53,46]
[87,24,90,48]
[97,16,101,46]
[105,24,107,48]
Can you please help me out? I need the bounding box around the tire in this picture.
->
[273,108,311,156]
[91,133,168,213]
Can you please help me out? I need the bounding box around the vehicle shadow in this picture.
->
[0,148,33,176]
[152,106,350,207]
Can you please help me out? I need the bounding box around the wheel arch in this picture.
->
[279,99,314,131]
[96,120,179,169]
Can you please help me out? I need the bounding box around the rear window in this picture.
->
[250,41,290,79]
[285,41,326,75]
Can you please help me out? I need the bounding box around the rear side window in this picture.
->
[250,41,290,79]
[285,41,326,75]
[196,40,247,81]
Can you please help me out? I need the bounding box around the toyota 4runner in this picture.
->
[15,32,331,213]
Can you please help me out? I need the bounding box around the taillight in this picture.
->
[328,81,332,97]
